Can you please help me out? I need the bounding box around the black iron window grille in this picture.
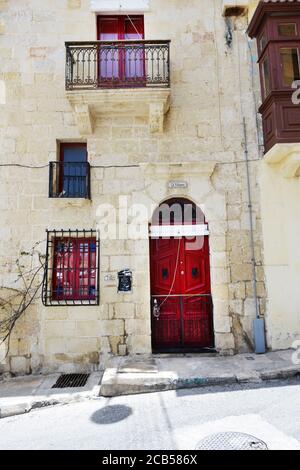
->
[65,40,170,90]
[42,229,100,306]
[49,162,91,199]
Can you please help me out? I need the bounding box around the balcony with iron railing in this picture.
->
[65,40,171,135]
[66,40,170,90]
[49,162,91,200]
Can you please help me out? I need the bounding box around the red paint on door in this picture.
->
[150,201,214,351]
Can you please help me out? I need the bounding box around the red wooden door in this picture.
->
[97,16,144,85]
[150,235,213,351]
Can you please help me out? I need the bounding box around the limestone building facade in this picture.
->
[0,0,298,375]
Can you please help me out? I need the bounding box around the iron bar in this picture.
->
[49,162,91,199]
[42,229,100,307]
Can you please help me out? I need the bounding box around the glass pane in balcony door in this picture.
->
[99,18,119,80]
[124,17,144,81]
[280,48,300,86]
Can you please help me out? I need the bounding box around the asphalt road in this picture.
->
[0,378,300,450]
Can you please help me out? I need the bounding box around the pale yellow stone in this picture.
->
[76,321,100,337]
[0,1,8,11]
[101,320,124,337]
[128,335,151,354]
[125,319,151,336]
[44,321,76,338]
[231,264,253,283]
[29,48,47,58]
[45,309,69,321]
[67,0,81,9]
[214,315,232,334]
[215,333,235,351]
[45,338,65,355]
[114,303,135,319]
[67,338,99,354]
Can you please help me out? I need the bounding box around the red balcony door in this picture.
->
[97,15,144,85]
[150,201,214,352]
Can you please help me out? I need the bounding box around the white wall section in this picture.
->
[90,0,150,12]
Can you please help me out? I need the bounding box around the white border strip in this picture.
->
[90,0,150,12]
[150,224,209,238]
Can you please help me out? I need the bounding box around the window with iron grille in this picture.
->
[43,230,100,306]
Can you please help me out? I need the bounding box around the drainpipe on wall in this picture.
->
[243,117,266,354]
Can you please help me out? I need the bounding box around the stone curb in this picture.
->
[99,366,300,397]
[1,366,300,416]
[0,385,102,419]
[259,366,300,381]
[0,402,32,419]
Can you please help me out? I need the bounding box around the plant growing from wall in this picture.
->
[0,240,46,357]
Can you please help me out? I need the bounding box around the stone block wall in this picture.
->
[0,0,267,374]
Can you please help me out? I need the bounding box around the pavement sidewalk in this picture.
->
[0,349,299,418]
[0,372,102,419]
[100,349,300,396]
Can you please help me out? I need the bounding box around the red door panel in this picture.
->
[183,296,213,348]
[150,238,181,295]
[150,234,213,351]
[152,298,181,348]
[183,236,211,295]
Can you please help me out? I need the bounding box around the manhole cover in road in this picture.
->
[196,432,268,450]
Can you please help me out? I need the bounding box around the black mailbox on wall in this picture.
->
[118,269,132,293]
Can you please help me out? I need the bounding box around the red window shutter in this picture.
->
[98,15,144,40]
[52,238,97,301]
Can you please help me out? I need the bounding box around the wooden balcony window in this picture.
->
[248,1,300,153]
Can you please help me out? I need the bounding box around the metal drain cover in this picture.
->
[196,432,268,450]
[52,373,90,389]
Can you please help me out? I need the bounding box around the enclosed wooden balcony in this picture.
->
[65,40,171,135]
[248,0,300,177]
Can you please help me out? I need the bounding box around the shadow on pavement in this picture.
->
[90,404,132,424]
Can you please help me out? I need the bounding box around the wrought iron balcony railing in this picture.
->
[49,162,91,199]
[65,40,170,90]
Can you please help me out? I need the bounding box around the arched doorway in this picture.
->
[149,198,214,352]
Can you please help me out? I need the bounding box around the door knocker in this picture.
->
[153,298,161,320]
